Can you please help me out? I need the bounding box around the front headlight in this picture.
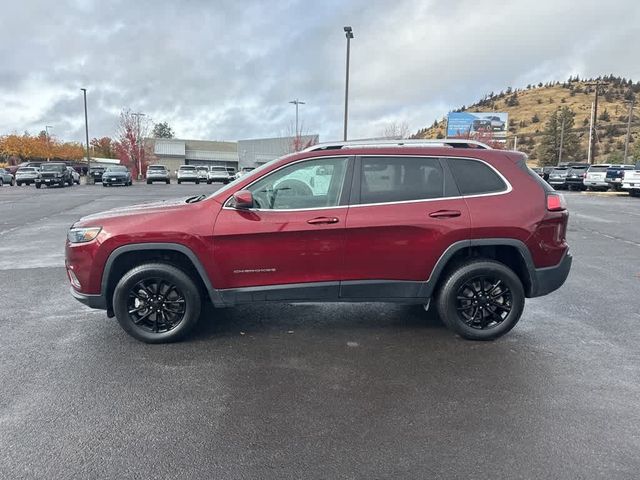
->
[67,227,102,244]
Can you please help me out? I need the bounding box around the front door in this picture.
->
[213,156,353,300]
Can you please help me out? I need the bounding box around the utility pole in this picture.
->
[343,26,354,141]
[80,88,91,178]
[558,115,565,164]
[132,112,145,180]
[585,80,601,164]
[624,98,634,163]
[587,101,595,164]
[288,99,305,138]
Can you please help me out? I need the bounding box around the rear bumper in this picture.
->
[529,250,572,298]
[70,287,107,310]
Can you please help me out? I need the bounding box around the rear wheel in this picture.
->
[166,179,170,184]
[112,263,202,343]
[436,260,525,341]
[16,181,21,187]
[0,178,3,187]
[36,183,41,189]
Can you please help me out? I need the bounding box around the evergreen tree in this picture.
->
[537,107,582,166]
[152,121,175,138]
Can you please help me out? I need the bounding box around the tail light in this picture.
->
[547,193,566,211]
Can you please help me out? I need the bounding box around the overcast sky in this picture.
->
[1,0,639,144]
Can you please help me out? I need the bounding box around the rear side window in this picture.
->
[447,158,507,195]
[360,156,444,204]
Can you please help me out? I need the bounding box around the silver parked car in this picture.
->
[176,165,200,184]
[146,165,171,184]
[67,167,81,185]
[15,167,40,186]
[0,168,15,186]
[207,166,232,184]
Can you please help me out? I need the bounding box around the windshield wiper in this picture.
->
[185,194,206,204]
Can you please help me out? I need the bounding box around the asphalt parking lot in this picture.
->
[1,184,639,479]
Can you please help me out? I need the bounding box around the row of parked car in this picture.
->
[532,162,640,196]
[140,164,253,185]
[0,162,80,188]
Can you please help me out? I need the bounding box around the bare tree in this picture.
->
[115,109,153,179]
[381,121,410,139]
[282,120,318,153]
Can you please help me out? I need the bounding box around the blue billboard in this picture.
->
[447,112,508,139]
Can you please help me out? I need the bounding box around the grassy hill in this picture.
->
[413,76,640,165]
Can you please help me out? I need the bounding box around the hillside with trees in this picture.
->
[413,75,640,166]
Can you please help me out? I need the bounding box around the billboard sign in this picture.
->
[447,112,508,139]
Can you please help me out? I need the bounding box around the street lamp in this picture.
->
[132,112,146,180]
[45,125,53,162]
[288,99,305,138]
[343,26,354,142]
[80,88,91,178]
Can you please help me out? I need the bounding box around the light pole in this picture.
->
[80,88,91,178]
[132,112,146,180]
[289,99,305,138]
[45,125,53,161]
[343,26,354,142]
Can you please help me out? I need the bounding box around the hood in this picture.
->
[75,197,195,225]
[104,171,128,176]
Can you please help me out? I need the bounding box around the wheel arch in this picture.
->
[423,239,536,298]
[102,243,223,310]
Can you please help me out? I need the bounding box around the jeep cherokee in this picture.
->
[66,139,572,343]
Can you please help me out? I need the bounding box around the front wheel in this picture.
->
[195,180,200,185]
[436,260,525,341]
[36,183,41,189]
[112,263,202,343]
[166,179,170,184]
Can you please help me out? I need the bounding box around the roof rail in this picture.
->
[303,138,492,152]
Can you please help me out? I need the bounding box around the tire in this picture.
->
[207,180,212,185]
[112,263,202,343]
[177,180,181,184]
[436,259,525,341]
[36,183,41,189]
[166,179,170,184]
[0,178,3,187]
[16,182,21,187]
[630,190,640,197]
[147,180,152,185]
[103,183,108,187]
[195,180,200,185]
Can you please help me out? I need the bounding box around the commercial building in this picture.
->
[146,134,319,174]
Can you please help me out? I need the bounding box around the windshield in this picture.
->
[148,165,166,170]
[211,167,227,171]
[19,168,36,172]
[589,165,610,172]
[552,167,568,172]
[41,164,64,172]
[106,166,127,172]
[180,166,195,171]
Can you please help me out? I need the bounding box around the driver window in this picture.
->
[248,157,349,210]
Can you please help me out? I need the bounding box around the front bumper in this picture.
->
[36,177,64,185]
[584,180,608,188]
[103,176,128,185]
[70,286,107,310]
[529,250,572,298]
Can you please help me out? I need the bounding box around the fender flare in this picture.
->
[421,238,536,298]
[101,243,224,306]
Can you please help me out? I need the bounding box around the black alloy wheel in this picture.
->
[113,263,202,343]
[126,278,187,334]
[436,260,525,340]
[455,276,512,330]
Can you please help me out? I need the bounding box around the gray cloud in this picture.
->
[1,0,639,143]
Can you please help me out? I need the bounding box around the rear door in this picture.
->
[341,155,470,299]
[213,156,353,295]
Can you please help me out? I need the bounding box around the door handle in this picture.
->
[429,210,461,219]
[307,217,340,225]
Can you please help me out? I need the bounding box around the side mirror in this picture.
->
[232,190,254,209]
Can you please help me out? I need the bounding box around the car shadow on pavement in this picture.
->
[189,302,446,341]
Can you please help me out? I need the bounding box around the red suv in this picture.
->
[66,140,572,343]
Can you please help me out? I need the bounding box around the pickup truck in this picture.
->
[621,162,640,197]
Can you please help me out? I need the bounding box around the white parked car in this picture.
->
[207,166,232,184]
[621,162,640,197]
[177,165,200,184]
[196,166,209,182]
[15,167,40,186]
[234,167,255,180]
[583,164,611,191]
